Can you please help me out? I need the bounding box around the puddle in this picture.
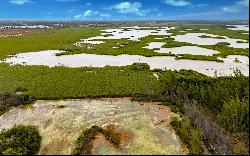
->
[0,98,187,155]
[144,42,219,56]
[75,26,175,45]
[3,50,249,77]
[226,25,249,31]
[172,33,249,48]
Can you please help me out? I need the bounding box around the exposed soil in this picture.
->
[91,123,134,154]
[0,98,188,155]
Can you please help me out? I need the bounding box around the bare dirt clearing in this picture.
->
[0,98,187,155]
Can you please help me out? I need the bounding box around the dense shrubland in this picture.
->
[0,27,101,59]
[159,69,249,154]
[0,63,162,99]
[0,125,42,155]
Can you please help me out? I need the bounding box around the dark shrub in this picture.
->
[0,125,42,155]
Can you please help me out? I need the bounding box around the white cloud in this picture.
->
[56,0,78,2]
[9,0,31,5]
[110,2,142,14]
[222,0,249,13]
[73,10,109,19]
[222,7,238,13]
[163,0,191,7]
[83,10,93,17]
[236,0,249,7]
[109,1,150,16]
[100,13,111,18]
[73,14,82,19]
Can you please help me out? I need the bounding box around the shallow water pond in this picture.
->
[226,25,249,31]
[75,26,174,45]
[3,50,249,77]
[172,33,249,48]
[0,98,187,155]
[144,42,219,56]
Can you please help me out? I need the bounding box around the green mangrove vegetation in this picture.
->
[0,27,101,59]
[0,63,162,99]
[57,38,170,57]
[175,54,223,62]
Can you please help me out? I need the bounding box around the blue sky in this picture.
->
[0,0,249,20]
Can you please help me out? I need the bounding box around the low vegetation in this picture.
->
[175,54,223,62]
[0,27,101,59]
[199,35,226,39]
[57,38,169,57]
[0,125,42,155]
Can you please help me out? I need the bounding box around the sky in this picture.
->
[0,0,249,20]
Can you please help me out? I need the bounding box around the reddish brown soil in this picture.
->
[92,123,134,154]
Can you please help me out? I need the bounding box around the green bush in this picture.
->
[171,117,203,155]
[217,98,249,133]
[130,63,150,71]
[0,125,42,155]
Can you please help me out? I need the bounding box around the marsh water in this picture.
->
[2,26,249,77]
[77,26,249,49]
[172,33,249,49]
[3,50,249,77]
[0,98,187,155]
[144,42,220,56]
